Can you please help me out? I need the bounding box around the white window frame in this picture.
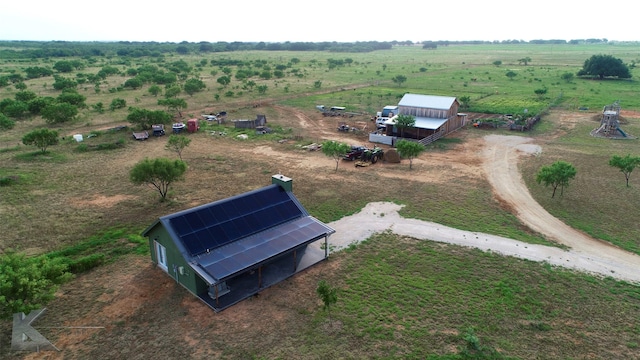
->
[155,241,168,271]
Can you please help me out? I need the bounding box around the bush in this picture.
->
[0,175,19,186]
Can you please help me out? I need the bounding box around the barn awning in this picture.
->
[384,116,447,130]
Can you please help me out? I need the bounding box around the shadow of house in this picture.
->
[142,175,335,312]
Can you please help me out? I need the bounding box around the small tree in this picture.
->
[216,75,231,87]
[395,114,415,138]
[534,87,548,98]
[316,280,338,321]
[148,84,162,97]
[22,128,59,153]
[41,102,78,124]
[536,160,577,198]
[505,71,517,80]
[165,134,191,161]
[0,113,16,130]
[0,252,72,319]
[184,78,206,96]
[609,154,640,187]
[396,139,425,170]
[109,98,127,111]
[322,140,351,172]
[158,98,187,118]
[391,74,407,87]
[561,72,574,83]
[458,95,471,110]
[130,158,187,200]
[518,57,532,65]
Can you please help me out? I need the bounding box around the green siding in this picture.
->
[147,225,205,296]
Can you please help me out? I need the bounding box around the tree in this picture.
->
[492,60,502,66]
[396,139,425,170]
[316,280,337,322]
[0,252,72,319]
[15,90,38,103]
[164,85,182,98]
[0,113,15,130]
[123,77,143,89]
[395,114,415,138]
[22,128,59,153]
[392,74,407,86]
[129,158,187,200]
[518,57,532,65]
[216,75,231,87]
[505,70,517,80]
[534,87,548,98]
[53,60,74,73]
[459,95,471,110]
[158,98,187,117]
[57,90,86,108]
[183,78,206,96]
[257,84,268,94]
[127,107,172,130]
[41,102,78,124]
[561,72,574,83]
[321,140,351,172]
[52,75,77,90]
[109,98,127,111]
[536,161,577,198]
[609,154,640,187]
[148,84,162,97]
[577,54,631,79]
[165,134,191,161]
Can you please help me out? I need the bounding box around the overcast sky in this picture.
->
[1,1,636,43]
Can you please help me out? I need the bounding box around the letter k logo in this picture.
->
[11,308,58,352]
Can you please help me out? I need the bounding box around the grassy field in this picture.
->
[1,43,640,358]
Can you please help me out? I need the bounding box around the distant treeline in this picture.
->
[0,38,626,59]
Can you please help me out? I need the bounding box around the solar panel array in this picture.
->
[200,216,332,281]
[168,185,304,256]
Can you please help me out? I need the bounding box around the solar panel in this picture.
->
[167,185,310,256]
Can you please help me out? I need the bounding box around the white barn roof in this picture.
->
[398,93,457,110]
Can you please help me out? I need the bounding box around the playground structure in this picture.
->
[591,101,633,139]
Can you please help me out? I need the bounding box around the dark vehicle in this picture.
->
[361,146,384,163]
[152,124,165,136]
[343,145,367,161]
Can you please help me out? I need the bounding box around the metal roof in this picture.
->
[148,184,335,284]
[398,93,457,110]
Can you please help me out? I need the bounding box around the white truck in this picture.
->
[375,105,399,127]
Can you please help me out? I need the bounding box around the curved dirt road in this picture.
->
[482,135,640,282]
[324,135,640,284]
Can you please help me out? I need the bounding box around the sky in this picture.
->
[1,0,637,43]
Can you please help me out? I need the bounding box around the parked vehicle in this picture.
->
[343,145,367,161]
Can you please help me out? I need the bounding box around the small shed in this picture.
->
[142,175,335,312]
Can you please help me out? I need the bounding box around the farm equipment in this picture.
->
[343,145,384,166]
[337,122,351,132]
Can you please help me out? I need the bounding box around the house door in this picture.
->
[155,241,168,271]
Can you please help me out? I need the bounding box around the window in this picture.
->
[155,241,168,271]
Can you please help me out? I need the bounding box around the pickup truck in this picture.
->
[343,145,367,161]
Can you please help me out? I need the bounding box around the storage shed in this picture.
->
[142,175,335,312]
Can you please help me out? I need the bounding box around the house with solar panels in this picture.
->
[370,93,467,146]
[142,175,335,312]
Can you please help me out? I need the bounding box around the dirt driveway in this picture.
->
[322,134,640,283]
